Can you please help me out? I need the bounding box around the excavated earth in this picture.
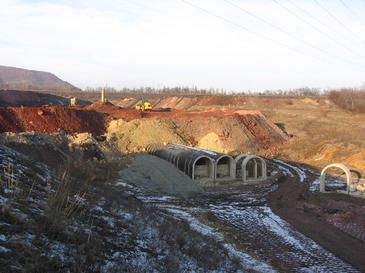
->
[1,96,365,271]
[0,103,288,156]
[0,106,106,135]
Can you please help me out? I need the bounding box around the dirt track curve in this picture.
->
[118,158,363,272]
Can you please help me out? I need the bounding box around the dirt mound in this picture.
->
[107,119,186,153]
[119,154,203,196]
[0,90,72,107]
[107,110,288,155]
[114,95,298,111]
[0,106,106,135]
[235,110,289,150]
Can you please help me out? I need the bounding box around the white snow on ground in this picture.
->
[210,203,358,273]
[47,241,68,263]
[0,246,11,253]
[162,206,277,273]
[310,176,347,192]
[272,159,307,182]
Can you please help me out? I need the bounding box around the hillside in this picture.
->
[0,90,91,107]
[0,65,79,92]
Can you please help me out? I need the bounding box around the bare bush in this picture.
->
[329,89,365,113]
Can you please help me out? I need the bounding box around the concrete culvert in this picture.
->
[320,163,352,193]
[193,156,215,181]
[235,155,267,182]
[147,144,215,183]
[215,155,236,181]
[169,144,236,181]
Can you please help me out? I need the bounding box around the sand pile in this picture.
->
[107,119,187,153]
[119,154,202,196]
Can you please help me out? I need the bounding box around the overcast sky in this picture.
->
[0,0,365,91]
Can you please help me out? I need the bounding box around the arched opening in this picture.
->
[246,159,256,179]
[193,156,214,182]
[215,155,236,181]
[235,155,267,182]
[320,163,351,193]
[257,159,263,179]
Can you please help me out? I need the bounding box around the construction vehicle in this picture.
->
[135,100,153,111]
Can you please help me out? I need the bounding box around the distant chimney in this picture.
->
[101,87,106,104]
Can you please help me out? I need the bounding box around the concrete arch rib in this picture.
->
[215,155,236,181]
[192,155,215,181]
[236,154,267,182]
[320,163,351,193]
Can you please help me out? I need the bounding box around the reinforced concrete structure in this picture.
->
[147,144,215,182]
[235,154,267,183]
[147,144,269,184]
[320,163,351,193]
[170,144,236,182]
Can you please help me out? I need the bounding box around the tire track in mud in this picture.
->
[135,189,358,272]
[132,160,359,272]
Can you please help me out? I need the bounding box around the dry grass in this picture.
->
[44,170,86,234]
[329,90,365,113]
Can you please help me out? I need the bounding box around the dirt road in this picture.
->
[119,158,362,272]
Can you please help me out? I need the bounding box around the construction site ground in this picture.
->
[1,94,365,271]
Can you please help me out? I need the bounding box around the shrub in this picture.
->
[329,89,365,113]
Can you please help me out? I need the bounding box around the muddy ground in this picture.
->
[0,93,365,271]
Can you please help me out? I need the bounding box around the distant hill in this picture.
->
[0,65,80,92]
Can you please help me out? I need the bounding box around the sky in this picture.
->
[0,0,365,92]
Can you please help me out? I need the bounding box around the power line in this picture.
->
[312,0,365,46]
[270,0,365,59]
[338,0,365,27]
[222,0,364,67]
[286,0,349,38]
[181,0,305,56]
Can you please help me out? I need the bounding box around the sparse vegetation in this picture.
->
[329,89,365,113]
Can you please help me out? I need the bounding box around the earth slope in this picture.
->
[0,65,79,91]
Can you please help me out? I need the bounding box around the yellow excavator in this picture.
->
[135,99,152,111]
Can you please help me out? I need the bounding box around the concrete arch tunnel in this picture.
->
[320,163,352,193]
[235,155,267,182]
[147,144,236,182]
[169,144,236,181]
[147,144,215,182]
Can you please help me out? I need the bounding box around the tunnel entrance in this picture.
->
[320,163,351,193]
[215,156,236,181]
[193,156,214,182]
[235,155,267,183]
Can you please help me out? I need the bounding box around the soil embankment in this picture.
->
[0,103,288,155]
[269,175,365,272]
[0,106,106,135]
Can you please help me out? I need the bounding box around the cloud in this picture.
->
[0,0,364,90]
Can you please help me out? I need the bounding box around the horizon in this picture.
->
[1,0,365,91]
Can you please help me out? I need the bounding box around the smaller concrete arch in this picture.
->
[320,163,352,193]
[235,155,267,182]
[215,155,236,181]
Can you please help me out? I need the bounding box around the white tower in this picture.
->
[101,87,106,104]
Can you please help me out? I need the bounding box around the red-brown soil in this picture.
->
[269,175,365,271]
[0,102,288,152]
[0,106,106,135]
